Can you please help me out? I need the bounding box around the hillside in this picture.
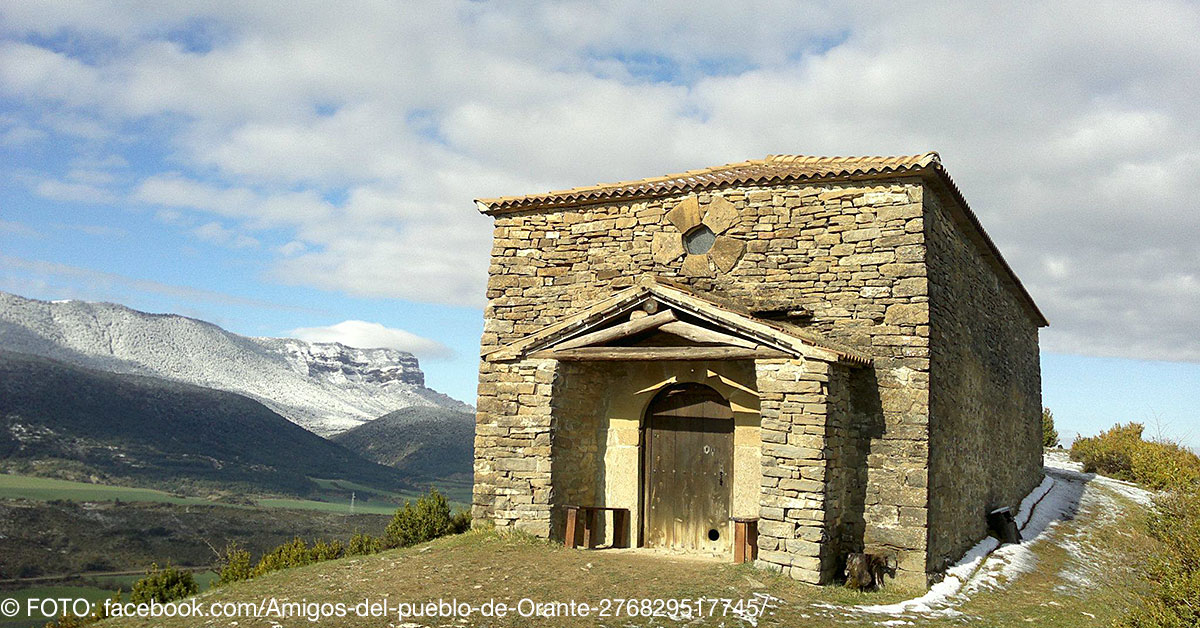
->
[104,454,1155,628]
[332,406,475,482]
[0,498,390,580]
[0,349,413,498]
[0,291,470,435]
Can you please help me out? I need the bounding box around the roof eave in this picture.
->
[474,157,938,216]
[919,167,1050,328]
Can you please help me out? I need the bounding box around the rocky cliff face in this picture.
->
[257,338,425,387]
[0,291,467,435]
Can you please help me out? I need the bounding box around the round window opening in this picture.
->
[708,528,721,541]
[683,224,717,255]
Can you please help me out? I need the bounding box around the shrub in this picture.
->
[450,508,472,534]
[252,537,346,577]
[1042,407,1060,448]
[347,532,384,556]
[384,488,455,548]
[130,563,198,604]
[215,541,253,586]
[1070,423,1200,491]
[310,539,345,561]
[1116,489,1200,628]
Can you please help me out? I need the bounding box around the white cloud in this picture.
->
[277,240,306,257]
[0,253,308,311]
[4,1,1200,363]
[192,221,259,249]
[290,320,452,359]
[0,123,44,146]
[0,219,40,238]
[33,178,117,204]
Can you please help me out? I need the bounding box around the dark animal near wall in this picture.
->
[844,552,898,591]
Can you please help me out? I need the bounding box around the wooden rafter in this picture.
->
[656,321,758,349]
[555,309,677,351]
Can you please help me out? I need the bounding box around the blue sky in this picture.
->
[2,2,1198,448]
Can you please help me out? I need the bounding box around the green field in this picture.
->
[0,474,418,515]
[308,477,471,510]
[0,474,217,506]
[0,585,119,628]
[257,496,400,515]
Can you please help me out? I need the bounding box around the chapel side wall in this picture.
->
[755,357,865,584]
[924,188,1044,573]
[477,180,932,582]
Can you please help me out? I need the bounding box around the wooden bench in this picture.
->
[563,505,630,549]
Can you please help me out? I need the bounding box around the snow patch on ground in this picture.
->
[1041,450,1153,593]
[852,475,1057,616]
[823,451,1151,620]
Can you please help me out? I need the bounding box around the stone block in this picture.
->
[680,253,711,277]
[838,251,895,267]
[758,519,796,539]
[884,303,928,326]
[709,237,746,273]
[666,196,703,231]
[704,195,740,234]
[651,231,685,264]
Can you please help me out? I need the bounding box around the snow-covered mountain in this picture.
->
[0,291,470,435]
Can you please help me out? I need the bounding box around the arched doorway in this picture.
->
[641,383,734,555]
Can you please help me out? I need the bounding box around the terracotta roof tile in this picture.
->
[475,152,940,213]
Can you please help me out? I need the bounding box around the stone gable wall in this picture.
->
[477,179,936,582]
[924,188,1044,573]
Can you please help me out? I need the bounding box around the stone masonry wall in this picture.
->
[924,188,1044,573]
[755,358,835,583]
[547,361,608,537]
[473,358,558,535]
[476,179,933,581]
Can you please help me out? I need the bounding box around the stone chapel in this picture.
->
[471,153,1046,587]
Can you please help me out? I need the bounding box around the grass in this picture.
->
[102,475,1158,628]
[0,474,217,506]
[256,497,400,515]
[0,585,116,628]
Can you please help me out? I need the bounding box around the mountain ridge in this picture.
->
[0,348,414,498]
[0,291,471,435]
[332,406,475,483]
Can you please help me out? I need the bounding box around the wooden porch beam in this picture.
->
[534,345,789,361]
[657,321,758,349]
[554,309,677,351]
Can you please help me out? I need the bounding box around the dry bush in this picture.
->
[1070,423,1200,490]
[1076,423,1200,627]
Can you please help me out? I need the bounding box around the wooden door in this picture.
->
[643,383,734,555]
